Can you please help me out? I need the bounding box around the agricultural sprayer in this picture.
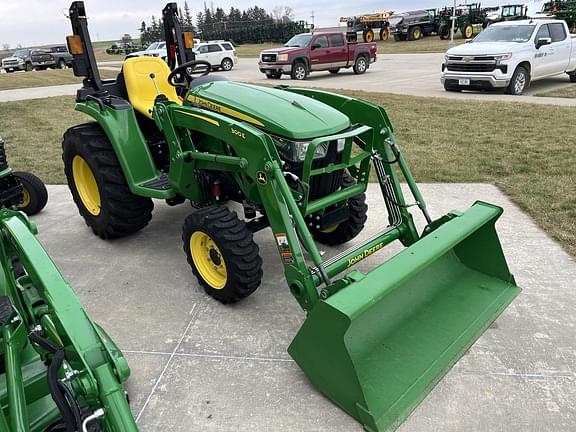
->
[62,2,520,430]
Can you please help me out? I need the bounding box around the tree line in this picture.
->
[139,2,306,46]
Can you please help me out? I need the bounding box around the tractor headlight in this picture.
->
[273,137,329,162]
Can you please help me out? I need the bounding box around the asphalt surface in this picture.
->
[33,184,576,431]
[1,54,574,105]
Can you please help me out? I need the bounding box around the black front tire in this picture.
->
[265,71,282,79]
[62,123,153,239]
[291,61,308,80]
[14,172,48,215]
[408,26,423,41]
[444,81,463,92]
[329,68,340,74]
[311,172,368,246]
[505,66,529,95]
[58,59,66,69]
[569,72,576,83]
[183,205,263,304]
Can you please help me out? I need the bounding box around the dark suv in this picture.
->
[47,45,73,69]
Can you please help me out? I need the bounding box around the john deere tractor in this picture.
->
[62,2,520,431]
[0,136,136,430]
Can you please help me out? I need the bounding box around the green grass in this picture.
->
[536,85,576,98]
[0,69,119,91]
[0,92,573,258]
[235,34,466,57]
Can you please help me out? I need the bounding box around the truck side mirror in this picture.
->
[536,37,552,49]
[311,43,321,50]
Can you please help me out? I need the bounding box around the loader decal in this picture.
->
[188,96,265,127]
[275,233,294,264]
[347,242,385,267]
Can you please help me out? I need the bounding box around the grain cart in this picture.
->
[438,3,488,39]
[62,1,520,431]
[389,9,439,41]
[340,11,394,42]
[0,136,136,431]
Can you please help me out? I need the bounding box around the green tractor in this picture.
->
[63,2,520,431]
[438,3,488,39]
[0,136,136,430]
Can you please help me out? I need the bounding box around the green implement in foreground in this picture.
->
[62,2,520,430]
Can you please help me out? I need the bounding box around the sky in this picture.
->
[0,0,547,48]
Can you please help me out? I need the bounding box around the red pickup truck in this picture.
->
[258,32,377,80]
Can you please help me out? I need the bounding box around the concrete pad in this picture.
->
[31,185,576,431]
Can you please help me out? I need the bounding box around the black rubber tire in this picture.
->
[439,25,450,40]
[569,72,576,83]
[444,82,463,92]
[265,72,282,79]
[58,59,66,69]
[363,29,375,43]
[62,123,153,239]
[408,26,423,41]
[505,66,530,95]
[220,58,233,71]
[329,68,340,74]
[182,205,263,304]
[13,171,48,215]
[291,61,307,80]
[25,63,33,72]
[353,55,368,75]
[380,28,390,41]
[311,172,368,246]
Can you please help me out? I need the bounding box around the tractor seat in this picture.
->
[123,57,181,119]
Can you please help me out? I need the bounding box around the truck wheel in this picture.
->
[439,25,450,40]
[380,28,390,41]
[183,205,262,304]
[58,59,66,69]
[363,29,375,43]
[569,72,576,83]
[220,58,233,71]
[463,24,474,39]
[311,172,368,246]
[506,66,529,95]
[14,172,48,216]
[265,72,282,79]
[408,26,423,41]
[25,63,33,72]
[291,61,307,80]
[329,68,340,74]
[353,55,368,75]
[62,123,153,239]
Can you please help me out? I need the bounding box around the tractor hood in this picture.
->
[186,81,351,140]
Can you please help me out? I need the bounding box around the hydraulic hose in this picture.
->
[28,332,78,432]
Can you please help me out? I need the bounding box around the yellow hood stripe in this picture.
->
[188,95,265,127]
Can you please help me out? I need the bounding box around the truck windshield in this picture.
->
[473,25,535,43]
[13,49,28,58]
[146,43,159,51]
[284,35,312,48]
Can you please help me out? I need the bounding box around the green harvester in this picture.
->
[62,2,521,431]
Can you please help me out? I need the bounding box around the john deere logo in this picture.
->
[256,172,267,185]
[463,56,473,63]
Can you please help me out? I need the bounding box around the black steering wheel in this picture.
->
[168,60,211,88]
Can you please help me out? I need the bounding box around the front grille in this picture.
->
[2,60,18,66]
[447,63,498,72]
[448,56,496,61]
[31,55,52,62]
[261,53,277,62]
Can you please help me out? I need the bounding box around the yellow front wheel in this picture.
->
[14,171,48,216]
[183,205,262,304]
[72,155,101,216]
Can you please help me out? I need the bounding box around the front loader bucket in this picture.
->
[289,201,520,432]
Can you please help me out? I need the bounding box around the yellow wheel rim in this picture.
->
[366,31,374,42]
[320,225,339,234]
[414,29,422,39]
[19,189,31,209]
[190,232,227,289]
[72,155,101,216]
[465,26,473,38]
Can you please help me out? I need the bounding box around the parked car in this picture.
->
[47,45,73,69]
[125,41,167,60]
[1,49,55,72]
[258,32,377,80]
[193,41,238,71]
[441,19,576,95]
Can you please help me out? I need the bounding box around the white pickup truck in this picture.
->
[441,19,576,95]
